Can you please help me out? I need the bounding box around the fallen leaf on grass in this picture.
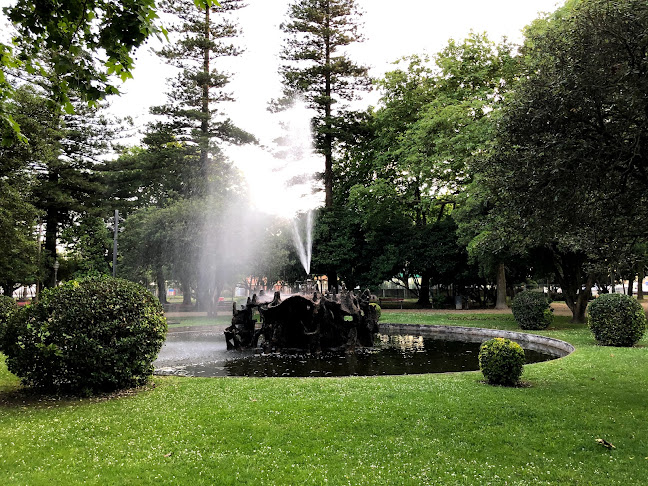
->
[596,438,615,449]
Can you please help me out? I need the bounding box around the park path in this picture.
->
[165,301,648,320]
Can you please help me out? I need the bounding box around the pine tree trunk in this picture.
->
[495,262,507,309]
[44,207,59,288]
[200,5,211,179]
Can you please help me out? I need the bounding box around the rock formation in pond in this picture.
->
[225,289,379,353]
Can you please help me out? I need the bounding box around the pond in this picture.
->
[154,324,571,378]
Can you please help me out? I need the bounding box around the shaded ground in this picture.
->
[167,300,648,320]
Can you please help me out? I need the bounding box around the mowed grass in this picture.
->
[1,313,647,485]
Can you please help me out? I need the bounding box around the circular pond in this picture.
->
[154,324,573,378]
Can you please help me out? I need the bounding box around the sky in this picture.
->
[105,0,563,138]
[0,0,563,217]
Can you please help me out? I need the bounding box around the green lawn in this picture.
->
[0,313,647,485]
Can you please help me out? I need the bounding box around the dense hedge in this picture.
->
[511,291,553,330]
[478,338,525,386]
[588,293,646,347]
[0,296,17,352]
[3,276,167,395]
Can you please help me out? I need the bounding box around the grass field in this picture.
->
[1,312,647,485]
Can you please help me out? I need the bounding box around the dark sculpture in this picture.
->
[225,289,379,353]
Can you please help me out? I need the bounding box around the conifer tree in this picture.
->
[280,0,370,208]
[152,0,253,188]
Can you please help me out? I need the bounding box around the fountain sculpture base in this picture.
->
[225,289,379,353]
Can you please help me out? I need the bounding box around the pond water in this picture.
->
[154,327,563,378]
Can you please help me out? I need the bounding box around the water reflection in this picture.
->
[154,330,560,378]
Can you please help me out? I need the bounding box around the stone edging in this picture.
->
[379,323,575,357]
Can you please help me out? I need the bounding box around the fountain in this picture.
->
[225,288,379,353]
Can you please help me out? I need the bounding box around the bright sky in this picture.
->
[106,0,563,137]
[1,0,563,217]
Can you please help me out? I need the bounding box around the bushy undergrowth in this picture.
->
[2,276,167,395]
[588,293,646,347]
[0,295,17,352]
[478,337,525,386]
[511,291,553,330]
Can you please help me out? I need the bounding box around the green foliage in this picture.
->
[478,337,525,386]
[588,293,647,347]
[0,296,18,352]
[280,0,370,206]
[472,0,648,321]
[3,276,167,395]
[369,302,381,321]
[511,291,553,330]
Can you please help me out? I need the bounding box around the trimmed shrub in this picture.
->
[3,276,167,395]
[511,291,553,330]
[478,337,526,386]
[369,302,381,321]
[588,293,646,347]
[0,295,18,352]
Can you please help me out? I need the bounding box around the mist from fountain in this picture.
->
[226,99,322,277]
[291,210,313,275]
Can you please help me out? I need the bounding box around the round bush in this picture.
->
[0,295,18,352]
[588,293,646,347]
[511,291,553,330]
[3,276,167,394]
[478,337,526,386]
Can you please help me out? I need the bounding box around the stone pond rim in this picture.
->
[379,322,575,357]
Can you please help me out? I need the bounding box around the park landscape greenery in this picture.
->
[0,0,648,483]
[0,0,647,322]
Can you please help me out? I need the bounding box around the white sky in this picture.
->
[1,0,563,217]
[106,0,563,137]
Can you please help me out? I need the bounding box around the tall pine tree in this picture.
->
[152,0,253,188]
[280,0,370,209]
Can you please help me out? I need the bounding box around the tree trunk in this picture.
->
[328,267,338,294]
[181,279,192,305]
[417,272,431,307]
[551,248,592,323]
[43,206,59,289]
[323,2,333,208]
[1,282,14,297]
[199,5,211,179]
[638,270,645,301]
[495,262,507,309]
[156,271,167,305]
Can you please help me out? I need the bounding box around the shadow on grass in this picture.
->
[0,381,157,409]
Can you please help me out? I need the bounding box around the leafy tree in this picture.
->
[103,126,203,214]
[1,0,218,142]
[474,0,648,322]
[338,34,517,305]
[60,216,113,278]
[5,81,117,289]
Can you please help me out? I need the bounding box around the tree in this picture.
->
[0,0,218,142]
[473,0,648,322]
[280,0,370,208]
[338,34,517,305]
[153,0,253,183]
